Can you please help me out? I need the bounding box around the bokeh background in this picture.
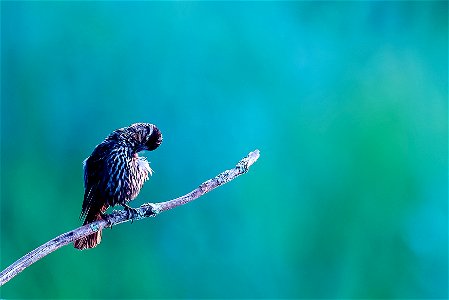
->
[1,1,447,299]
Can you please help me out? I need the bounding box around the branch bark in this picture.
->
[0,149,260,286]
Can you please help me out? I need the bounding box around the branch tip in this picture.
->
[236,149,260,172]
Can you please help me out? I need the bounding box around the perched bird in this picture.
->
[74,123,163,250]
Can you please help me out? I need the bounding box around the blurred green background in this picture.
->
[1,1,447,299]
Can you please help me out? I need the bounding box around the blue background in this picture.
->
[1,1,447,298]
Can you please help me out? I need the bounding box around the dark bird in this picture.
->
[74,123,163,250]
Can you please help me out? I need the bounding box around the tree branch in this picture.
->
[0,149,260,286]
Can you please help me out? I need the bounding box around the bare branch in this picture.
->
[0,150,260,286]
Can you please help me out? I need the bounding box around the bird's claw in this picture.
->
[123,204,138,223]
[100,212,113,227]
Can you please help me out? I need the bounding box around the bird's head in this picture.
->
[145,125,163,151]
[126,123,163,152]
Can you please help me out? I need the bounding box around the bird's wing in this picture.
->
[79,151,108,220]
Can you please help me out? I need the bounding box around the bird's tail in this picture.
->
[74,205,108,250]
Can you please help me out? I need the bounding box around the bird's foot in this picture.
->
[100,212,113,228]
[122,204,138,223]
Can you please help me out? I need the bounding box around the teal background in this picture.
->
[1,1,447,299]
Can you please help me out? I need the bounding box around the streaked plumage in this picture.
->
[74,123,162,250]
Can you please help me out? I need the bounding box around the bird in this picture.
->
[74,123,163,250]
